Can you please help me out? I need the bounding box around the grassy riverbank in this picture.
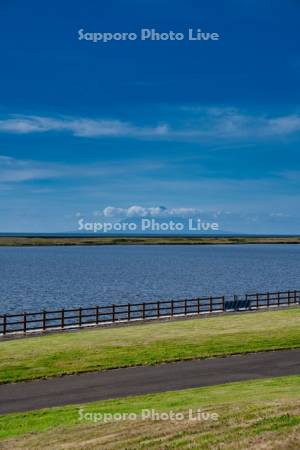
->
[0,235,300,246]
[1,308,300,384]
[1,375,300,449]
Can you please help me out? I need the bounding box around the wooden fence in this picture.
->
[0,290,299,336]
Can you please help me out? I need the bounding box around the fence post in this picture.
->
[197,298,200,314]
[288,290,291,305]
[127,303,131,321]
[42,310,46,331]
[157,301,160,318]
[23,312,27,334]
[171,300,174,316]
[96,306,99,324]
[78,307,82,327]
[112,304,115,322]
[184,299,187,316]
[142,303,145,320]
[209,296,212,313]
[267,292,270,308]
[294,290,297,304]
[256,293,259,309]
[61,308,65,329]
[222,296,225,311]
[3,314,7,336]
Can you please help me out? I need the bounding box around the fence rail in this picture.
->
[0,290,299,336]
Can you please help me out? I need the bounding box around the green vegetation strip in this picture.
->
[0,376,300,449]
[0,236,300,246]
[0,308,300,384]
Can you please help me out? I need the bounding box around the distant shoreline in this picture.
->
[0,236,300,246]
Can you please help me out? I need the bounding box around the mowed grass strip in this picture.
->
[0,308,300,383]
[0,376,300,449]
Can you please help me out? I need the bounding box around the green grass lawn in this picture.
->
[0,308,300,384]
[1,375,300,449]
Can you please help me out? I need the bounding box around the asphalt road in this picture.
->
[1,349,300,414]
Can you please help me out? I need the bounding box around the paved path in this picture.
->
[1,349,300,414]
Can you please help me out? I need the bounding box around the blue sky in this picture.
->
[0,0,300,233]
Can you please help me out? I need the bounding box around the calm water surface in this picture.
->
[0,244,299,313]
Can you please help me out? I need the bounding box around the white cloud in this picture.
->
[267,115,300,135]
[0,109,300,142]
[0,155,134,183]
[100,205,204,218]
[0,155,61,182]
[0,115,169,138]
[96,206,300,230]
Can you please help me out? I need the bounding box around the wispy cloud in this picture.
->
[0,155,164,184]
[0,108,300,141]
[0,155,61,182]
[0,155,121,183]
[0,116,169,138]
